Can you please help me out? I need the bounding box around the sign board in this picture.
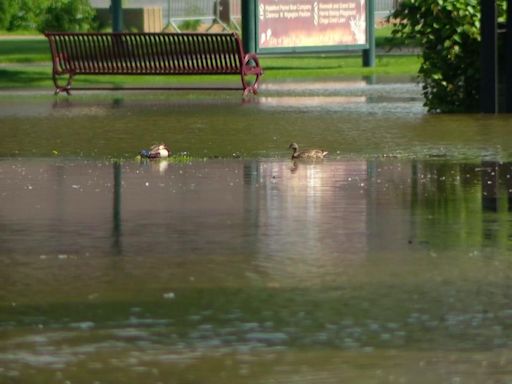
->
[257,0,368,53]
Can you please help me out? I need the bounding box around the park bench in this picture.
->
[44,32,263,95]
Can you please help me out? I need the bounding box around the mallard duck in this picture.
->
[140,144,170,159]
[288,142,328,160]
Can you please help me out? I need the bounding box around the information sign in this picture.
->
[257,0,368,53]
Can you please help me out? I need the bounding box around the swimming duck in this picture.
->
[140,144,170,159]
[288,142,328,160]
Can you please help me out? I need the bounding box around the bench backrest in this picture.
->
[45,32,245,75]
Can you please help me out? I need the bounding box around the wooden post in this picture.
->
[505,0,512,112]
[219,0,231,25]
[480,0,498,113]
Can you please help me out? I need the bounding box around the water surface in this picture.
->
[0,79,511,161]
[1,79,512,383]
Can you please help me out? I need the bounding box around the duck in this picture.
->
[288,142,328,160]
[140,143,170,159]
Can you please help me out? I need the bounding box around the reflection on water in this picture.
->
[2,158,510,260]
[257,96,367,106]
[1,158,512,383]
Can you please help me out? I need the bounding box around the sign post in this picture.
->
[242,0,257,53]
[111,0,123,32]
[362,0,375,67]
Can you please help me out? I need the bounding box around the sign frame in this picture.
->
[254,0,370,54]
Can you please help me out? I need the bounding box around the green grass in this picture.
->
[0,54,420,90]
[260,54,419,77]
[0,29,420,89]
[0,29,40,36]
[375,24,419,48]
[0,26,416,64]
[375,24,394,47]
[0,36,51,63]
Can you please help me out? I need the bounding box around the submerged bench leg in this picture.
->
[52,72,74,95]
[242,71,262,96]
[242,53,263,96]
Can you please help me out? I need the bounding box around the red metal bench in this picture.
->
[44,32,263,96]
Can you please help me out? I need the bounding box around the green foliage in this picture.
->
[9,0,49,31]
[0,0,96,32]
[0,0,15,30]
[390,0,505,113]
[38,0,97,32]
[178,19,202,32]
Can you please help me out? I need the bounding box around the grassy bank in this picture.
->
[0,25,411,62]
[0,38,50,63]
[0,55,420,90]
[0,32,420,89]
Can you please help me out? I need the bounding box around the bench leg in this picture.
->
[251,72,261,95]
[52,72,74,95]
[242,54,263,96]
[242,71,261,96]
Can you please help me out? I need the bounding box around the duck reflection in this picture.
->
[290,160,299,173]
[138,158,170,175]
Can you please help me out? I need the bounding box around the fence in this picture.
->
[89,0,398,32]
[375,0,400,19]
[90,0,241,32]
[166,0,241,32]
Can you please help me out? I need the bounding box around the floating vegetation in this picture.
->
[132,152,194,164]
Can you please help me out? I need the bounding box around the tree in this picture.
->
[390,0,506,113]
[9,0,49,31]
[38,0,97,33]
[0,0,15,30]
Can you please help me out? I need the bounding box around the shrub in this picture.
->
[9,0,49,31]
[38,0,97,32]
[390,0,506,113]
[0,0,15,30]
[178,19,202,32]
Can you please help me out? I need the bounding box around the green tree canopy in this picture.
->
[0,0,96,33]
[0,0,16,30]
[39,0,97,32]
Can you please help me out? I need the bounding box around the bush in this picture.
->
[38,0,97,32]
[9,0,49,31]
[178,19,202,32]
[390,0,506,113]
[0,0,15,30]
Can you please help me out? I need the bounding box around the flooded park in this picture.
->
[1,78,512,383]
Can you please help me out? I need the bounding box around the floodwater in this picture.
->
[1,79,512,383]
